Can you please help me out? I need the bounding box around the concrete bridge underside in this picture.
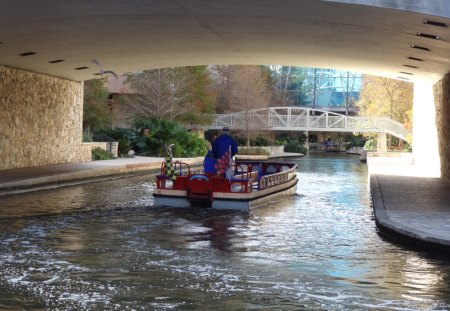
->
[1,0,450,179]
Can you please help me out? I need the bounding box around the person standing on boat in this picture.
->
[203,133,218,174]
[212,127,238,176]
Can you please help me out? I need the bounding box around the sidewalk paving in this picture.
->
[0,156,203,196]
[368,155,450,253]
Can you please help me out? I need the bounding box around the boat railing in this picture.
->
[233,164,258,181]
[173,161,191,176]
[157,161,191,190]
[160,161,191,176]
[259,165,297,190]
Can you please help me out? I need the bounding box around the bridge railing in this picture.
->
[210,108,409,140]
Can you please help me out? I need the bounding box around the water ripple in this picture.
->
[0,154,449,310]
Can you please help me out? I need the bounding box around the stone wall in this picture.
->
[0,66,91,170]
[433,74,450,180]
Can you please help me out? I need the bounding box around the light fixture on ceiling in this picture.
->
[417,33,440,40]
[399,71,414,75]
[410,44,431,51]
[403,64,418,69]
[18,51,37,56]
[423,20,448,28]
[406,56,424,62]
[74,66,89,70]
[397,77,410,81]
[49,59,65,64]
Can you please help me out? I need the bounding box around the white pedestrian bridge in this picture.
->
[207,107,409,141]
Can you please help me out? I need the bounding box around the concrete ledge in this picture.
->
[232,152,304,161]
[0,157,204,196]
[370,173,450,254]
[235,155,269,161]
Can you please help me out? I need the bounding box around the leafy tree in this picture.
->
[356,75,413,129]
[83,78,111,130]
[176,66,215,125]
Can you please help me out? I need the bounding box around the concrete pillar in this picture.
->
[305,131,310,150]
[433,75,450,180]
[376,132,387,152]
[412,79,440,177]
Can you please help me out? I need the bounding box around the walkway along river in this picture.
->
[0,153,449,310]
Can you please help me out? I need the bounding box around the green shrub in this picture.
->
[345,134,367,149]
[284,142,307,154]
[117,138,131,156]
[251,135,270,146]
[274,139,287,146]
[111,128,136,140]
[235,135,246,146]
[94,128,135,157]
[131,117,206,157]
[363,139,377,151]
[92,147,114,160]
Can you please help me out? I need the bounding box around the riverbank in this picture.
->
[0,153,303,196]
[0,156,203,196]
[368,153,450,253]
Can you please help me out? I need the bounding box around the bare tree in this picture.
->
[209,65,232,113]
[268,65,295,106]
[228,66,271,146]
[123,68,193,120]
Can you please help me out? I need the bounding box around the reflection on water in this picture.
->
[0,153,450,310]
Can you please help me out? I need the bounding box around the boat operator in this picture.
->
[211,127,238,176]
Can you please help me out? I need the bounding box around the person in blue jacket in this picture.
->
[212,127,238,176]
[203,149,217,174]
[212,127,238,159]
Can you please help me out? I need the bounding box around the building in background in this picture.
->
[275,67,363,115]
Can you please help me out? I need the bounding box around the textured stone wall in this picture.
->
[433,74,450,180]
[0,66,91,170]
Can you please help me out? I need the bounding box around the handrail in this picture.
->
[92,131,115,142]
[207,107,409,141]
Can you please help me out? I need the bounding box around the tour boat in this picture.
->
[153,160,298,211]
